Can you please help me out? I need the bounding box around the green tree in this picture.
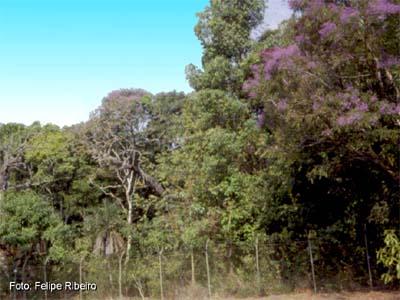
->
[378,230,400,284]
[186,0,265,93]
[0,191,64,284]
[84,89,164,264]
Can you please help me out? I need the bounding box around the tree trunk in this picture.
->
[133,277,145,300]
[125,202,132,266]
[124,175,134,266]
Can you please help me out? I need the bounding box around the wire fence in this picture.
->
[0,238,377,300]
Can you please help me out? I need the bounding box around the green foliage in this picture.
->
[187,0,265,93]
[194,0,264,64]
[1,0,400,297]
[0,191,61,252]
[377,230,400,284]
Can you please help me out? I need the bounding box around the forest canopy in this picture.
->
[0,0,399,298]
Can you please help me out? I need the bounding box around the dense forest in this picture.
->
[1,0,399,299]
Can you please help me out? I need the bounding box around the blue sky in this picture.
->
[0,0,291,126]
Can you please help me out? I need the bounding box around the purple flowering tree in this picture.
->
[244,0,399,181]
[242,0,399,283]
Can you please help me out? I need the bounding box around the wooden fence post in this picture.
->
[159,248,164,300]
[79,256,84,300]
[205,239,212,299]
[364,224,373,289]
[307,235,317,293]
[191,248,196,285]
[118,251,125,300]
[13,265,17,300]
[43,257,49,300]
[255,236,261,294]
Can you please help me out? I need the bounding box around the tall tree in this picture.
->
[244,0,400,282]
[186,0,265,93]
[0,123,41,194]
[83,89,164,263]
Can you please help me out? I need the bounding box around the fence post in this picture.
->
[79,256,84,300]
[205,239,212,299]
[118,251,125,300]
[21,256,28,300]
[159,248,164,300]
[43,257,49,300]
[13,265,17,300]
[255,236,261,294]
[307,234,317,293]
[191,248,196,285]
[364,224,373,289]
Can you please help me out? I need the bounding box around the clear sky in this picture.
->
[0,0,291,126]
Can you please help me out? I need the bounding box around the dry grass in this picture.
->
[78,288,400,300]
[214,291,400,300]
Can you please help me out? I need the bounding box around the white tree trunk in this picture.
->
[124,173,135,265]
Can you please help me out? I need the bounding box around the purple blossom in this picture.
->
[248,91,257,98]
[328,3,339,13]
[319,22,337,38]
[350,93,360,103]
[243,78,257,91]
[261,44,301,78]
[394,104,400,114]
[336,116,348,126]
[356,102,369,112]
[307,61,317,69]
[295,34,306,43]
[250,64,260,76]
[379,103,389,114]
[312,101,320,111]
[377,55,400,68]
[288,0,304,10]
[341,99,352,110]
[244,45,302,97]
[340,7,359,23]
[337,112,362,126]
[339,87,362,111]
[277,99,288,111]
[368,0,400,15]
[380,102,400,115]
[305,0,324,14]
[243,76,259,98]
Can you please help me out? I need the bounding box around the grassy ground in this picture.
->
[232,291,400,300]
[95,291,400,300]
[97,292,400,300]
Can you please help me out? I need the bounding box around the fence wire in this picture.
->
[0,239,376,300]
